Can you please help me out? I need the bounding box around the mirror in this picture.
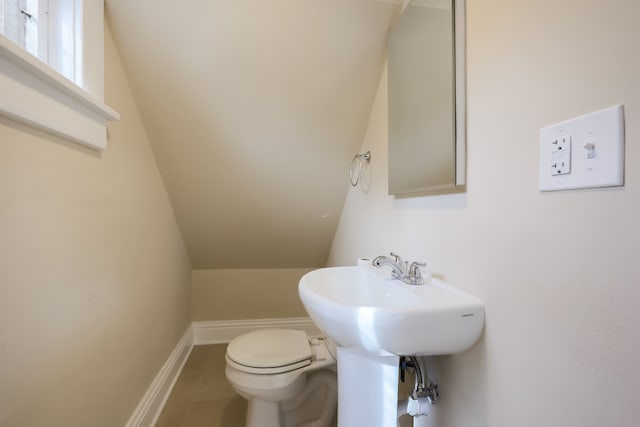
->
[388,0,465,196]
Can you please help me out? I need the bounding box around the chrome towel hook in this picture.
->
[349,151,371,187]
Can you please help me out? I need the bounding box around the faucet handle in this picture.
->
[408,261,426,274]
[390,252,405,266]
[406,262,426,286]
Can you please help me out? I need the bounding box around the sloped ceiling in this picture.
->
[105,0,398,268]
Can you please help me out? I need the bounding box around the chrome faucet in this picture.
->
[372,252,405,280]
[372,252,426,286]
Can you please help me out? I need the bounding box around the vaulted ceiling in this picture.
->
[105,0,398,268]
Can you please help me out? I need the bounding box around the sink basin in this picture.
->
[298,266,484,356]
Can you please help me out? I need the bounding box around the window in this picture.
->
[0,0,119,150]
[0,0,46,63]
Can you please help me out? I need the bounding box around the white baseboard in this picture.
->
[192,317,321,345]
[126,317,320,426]
[125,326,193,427]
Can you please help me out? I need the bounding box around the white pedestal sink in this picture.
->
[298,265,484,426]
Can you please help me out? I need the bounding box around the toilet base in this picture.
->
[242,369,337,427]
[246,399,280,427]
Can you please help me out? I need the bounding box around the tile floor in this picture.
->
[155,344,246,427]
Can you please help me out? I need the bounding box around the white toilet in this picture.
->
[225,329,337,427]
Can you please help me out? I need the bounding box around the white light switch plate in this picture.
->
[539,105,625,192]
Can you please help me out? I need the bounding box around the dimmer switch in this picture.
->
[539,105,624,192]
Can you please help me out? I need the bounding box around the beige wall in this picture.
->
[328,0,640,426]
[192,269,312,320]
[0,25,192,427]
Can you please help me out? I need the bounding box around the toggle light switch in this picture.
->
[583,142,596,159]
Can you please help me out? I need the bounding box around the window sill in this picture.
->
[0,36,119,151]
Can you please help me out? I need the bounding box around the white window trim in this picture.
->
[0,10,119,151]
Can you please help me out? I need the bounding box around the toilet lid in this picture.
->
[227,329,312,369]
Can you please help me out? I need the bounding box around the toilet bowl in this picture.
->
[225,329,337,427]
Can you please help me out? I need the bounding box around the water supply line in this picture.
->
[398,356,439,427]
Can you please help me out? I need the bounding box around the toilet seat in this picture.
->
[226,329,313,375]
